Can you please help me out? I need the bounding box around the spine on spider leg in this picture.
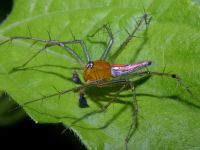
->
[111,60,151,77]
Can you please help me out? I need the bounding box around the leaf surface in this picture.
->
[0,0,200,149]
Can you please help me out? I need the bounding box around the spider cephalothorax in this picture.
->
[84,60,111,82]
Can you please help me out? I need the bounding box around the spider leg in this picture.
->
[11,79,122,112]
[61,39,91,62]
[129,81,138,112]
[89,24,114,60]
[1,36,87,70]
[138,71,193,97]
[8,81,99,113]
[57,42,86,66]
[125,81,138,150]
[111,13,152,61]
[15,79,125,111]
[1,36,56,70]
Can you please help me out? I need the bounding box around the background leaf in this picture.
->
[0,0,200,149]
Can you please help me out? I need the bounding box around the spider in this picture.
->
[1,13,192,149]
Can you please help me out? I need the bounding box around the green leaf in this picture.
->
[0,0,200,149]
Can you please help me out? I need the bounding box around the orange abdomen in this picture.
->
[84,60,111,82]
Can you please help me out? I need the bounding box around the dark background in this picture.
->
[0,1,86,149]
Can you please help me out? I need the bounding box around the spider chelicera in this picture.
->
[1,13,192,149]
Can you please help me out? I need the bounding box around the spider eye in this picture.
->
[86,61,94,69]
